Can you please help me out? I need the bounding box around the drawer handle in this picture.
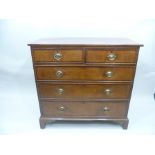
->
[103,106,110,111]
[104,89,112,95]
[107,53,117,61]
[56,70,63,78]
[58,105,65,111]
[58,88,64,95]
[105,71,113,78]
[54,53,63,61]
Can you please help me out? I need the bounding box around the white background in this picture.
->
[0,0,155,154]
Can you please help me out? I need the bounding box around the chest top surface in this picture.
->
[28,38,143,47]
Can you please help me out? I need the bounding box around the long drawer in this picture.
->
[38,83,132,99]
[35,66,135,81]
[40,101,128,118]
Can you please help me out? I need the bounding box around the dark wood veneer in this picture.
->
[29,38,143,129]
[36,66,135,81]
[38,83,131,99]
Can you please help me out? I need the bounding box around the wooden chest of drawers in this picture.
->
[29,38,143,129]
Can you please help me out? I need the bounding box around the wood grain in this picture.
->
[36,66,135,81]
[38,83,131,99]
[86,49,138,63]
[29,38,142,129]
[33,49,84,62]
[40,101,128,118]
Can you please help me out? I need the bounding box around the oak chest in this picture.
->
[28,38,143,129]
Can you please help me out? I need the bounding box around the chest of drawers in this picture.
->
[28,38,143,129]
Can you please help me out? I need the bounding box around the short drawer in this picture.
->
[40,101,128,118]
[38,83,132,99]
[86,49,138,63]
[32,49,84,62]
[35,66,135,81]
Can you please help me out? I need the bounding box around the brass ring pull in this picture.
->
[107,53,117,61]
[105,71,113,78]
[56,70,63,78]
[54,53,63,61]
[103,106,110,111]
[58,88,64,95]
[58,106,65,111]
[104,89,112,95]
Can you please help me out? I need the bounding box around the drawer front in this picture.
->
[86,49,138,63]
[40,101,128,118]
[32,49,84,62]
[38,83,131,99]
[36,66,135,81]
